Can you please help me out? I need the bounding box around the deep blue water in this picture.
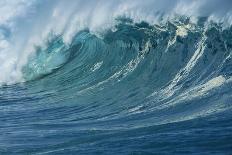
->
[1,18,232,154]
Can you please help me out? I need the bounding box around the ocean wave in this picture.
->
[0,1,232,154]
[1,0,232,85]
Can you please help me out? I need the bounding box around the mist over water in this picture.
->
[0,0,232,154]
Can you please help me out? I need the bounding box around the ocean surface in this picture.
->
[0,0,232,154]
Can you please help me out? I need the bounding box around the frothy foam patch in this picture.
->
[176,25,189,37]
[200,76,226,92]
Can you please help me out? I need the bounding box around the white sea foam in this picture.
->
[91,61,103,72]
[155,75,228,110]
[157,30,207,98]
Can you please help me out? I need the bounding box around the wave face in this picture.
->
[1,1,232,154]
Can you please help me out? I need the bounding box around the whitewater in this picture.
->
[0,0,232,154]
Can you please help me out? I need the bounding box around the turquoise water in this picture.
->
[1,16,232,154]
